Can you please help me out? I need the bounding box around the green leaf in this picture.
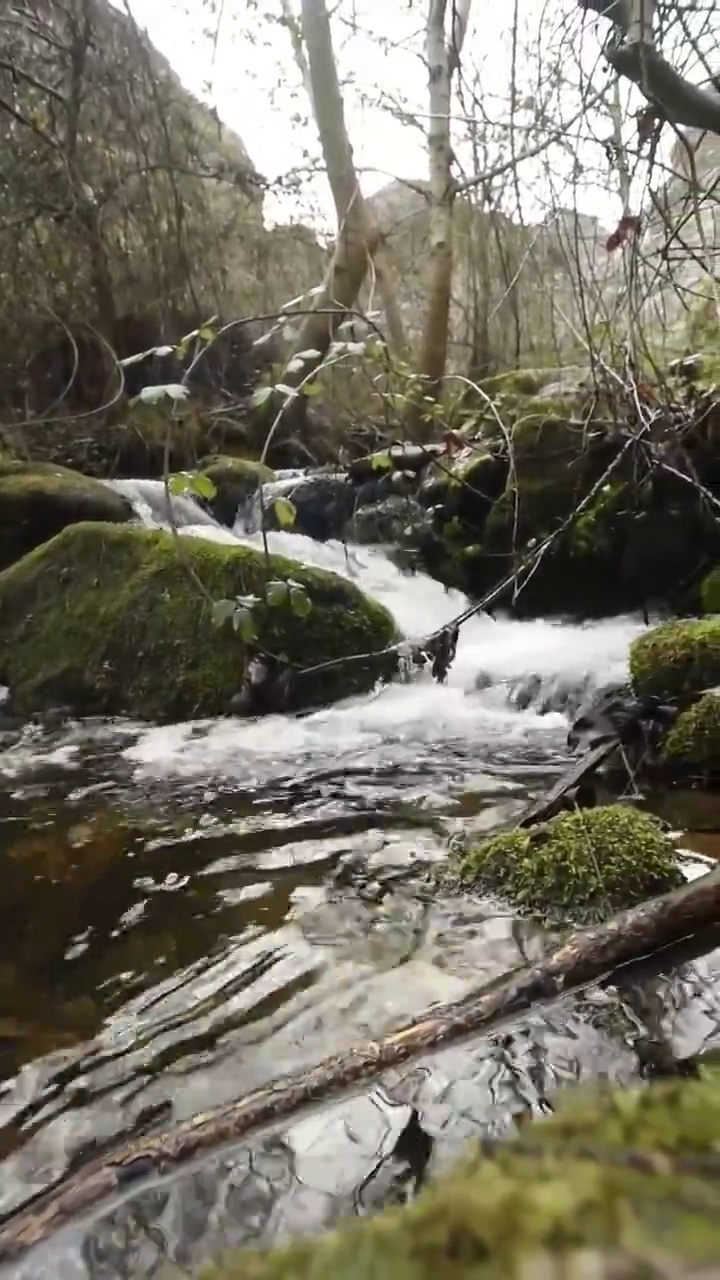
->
[274,383,298,399]
[198,325,216,342]
[211,598,237,628]
[266,579,290,608]
[290,585,312,618]
[370,452,393,471]
[168,471,217,500]
[232,606,257,642]
[250,385,273,409]
[303,381,322,397]
[273,496,296,528]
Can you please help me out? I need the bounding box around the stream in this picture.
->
[1,479,720,1278]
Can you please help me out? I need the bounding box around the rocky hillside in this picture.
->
[0,0,325,418]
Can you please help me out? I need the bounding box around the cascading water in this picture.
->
[103,476,646,788]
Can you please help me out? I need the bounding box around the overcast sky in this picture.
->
[122,0,631,229]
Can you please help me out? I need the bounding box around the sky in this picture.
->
[121,0,634,231]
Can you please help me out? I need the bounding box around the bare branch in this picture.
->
[580,0,720,133]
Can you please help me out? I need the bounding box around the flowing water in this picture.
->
[1,480,719,1278]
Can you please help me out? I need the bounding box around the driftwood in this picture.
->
[2,864,720,1261]
[518,741,616,827]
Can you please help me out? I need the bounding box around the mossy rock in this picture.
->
[204,1077,720,1280]
[198,454,276,527]
[701,567,720,614]
[662,692,720,777]
[0,523,398,720]
[0,460,133,571]
[479,368,549,397]
[630,618,720,701]
[451,805,683,925]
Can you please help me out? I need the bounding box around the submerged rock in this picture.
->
[0,460,132,570]
[0,523,398,720]
[351,496,428,545]
[630,617,720,701]
[451,805,683,925]
[205,1075,720,1280]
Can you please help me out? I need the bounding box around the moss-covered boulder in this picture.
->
[451,805,683,925]
[0,523,398,720]
[662,692,720,778]
[204,1076,720,1280]
[0,460,132,570]
[199,454,275,527]
[630,618,720,701]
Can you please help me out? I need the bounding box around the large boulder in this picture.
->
[0,523,398,720]
[0,460,132,570]
[415,369,720,617]
[206,1075,720,1280]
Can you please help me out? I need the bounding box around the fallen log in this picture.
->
[2,863,719,1262]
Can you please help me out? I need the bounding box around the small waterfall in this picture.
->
[103,469,647,780]
[107,478,220,530]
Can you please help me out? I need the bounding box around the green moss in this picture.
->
[630,618,720,701]
[479,369,549,397]
[199,454,274,483]
[662,692,720,775]
[0,460,132,570]
[452,805,682,924]
[204,1078,720,1280]
[198,455,276,526]
[701,567,720,615]
[0,523,398,720]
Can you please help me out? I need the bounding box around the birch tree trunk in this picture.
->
[281,0,405,378]
[410,0,472,424]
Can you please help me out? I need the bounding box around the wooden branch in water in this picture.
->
[3,865,720,1261]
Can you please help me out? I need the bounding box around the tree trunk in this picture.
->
[408,0,472,430]
[280,0,404,377]
[3,863,719,1261]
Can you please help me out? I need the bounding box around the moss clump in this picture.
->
[0,460,132,570]
[203,1077,720,1280]
[0,523,398,721]
[198,454,276,526]
[479,369,551,397]
[630,618,720,701]
[452,805,682,924]
[701,567,720,614]
[662,692,720,776]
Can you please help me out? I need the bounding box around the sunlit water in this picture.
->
[1,479,719,1279]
